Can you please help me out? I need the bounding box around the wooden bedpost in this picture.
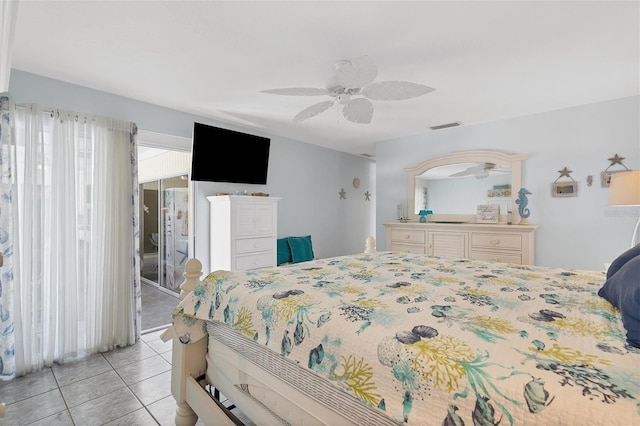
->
[365,236,376,253]
[179,258,202,299]
[172,258,207,426]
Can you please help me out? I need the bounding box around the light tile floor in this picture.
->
[0,328,201,426]
[141,281,180,332]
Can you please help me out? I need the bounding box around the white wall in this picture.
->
[9,70,376,273]
[376,96,640,270]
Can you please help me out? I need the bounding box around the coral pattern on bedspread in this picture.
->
[172,252,640,425]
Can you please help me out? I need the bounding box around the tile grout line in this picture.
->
[103,333,170,425]
[53,340,171,425]
[1,329,173,425]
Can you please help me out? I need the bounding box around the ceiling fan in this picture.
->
[260,55,435,124]
[449,163,504,179]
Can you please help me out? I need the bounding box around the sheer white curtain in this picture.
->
[0,0,19,91]
[11,104,140,376]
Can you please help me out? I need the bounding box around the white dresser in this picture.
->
[383,222,537,265]
[208,195,281,271]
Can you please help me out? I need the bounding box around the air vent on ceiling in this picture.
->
[430,121,462,131]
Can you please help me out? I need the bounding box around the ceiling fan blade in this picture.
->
[293,100,335,123]
[449,170,473,177]
[449,165,482,177]
[261,88,329,96]
[347,55,378,88]
[342,98,373,124]
[361,81,435,101]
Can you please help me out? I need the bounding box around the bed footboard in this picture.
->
[169,238,377,425]
[168,258,218,426]
[171,336,208,425]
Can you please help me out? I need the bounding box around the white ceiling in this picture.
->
[10,1,640,158]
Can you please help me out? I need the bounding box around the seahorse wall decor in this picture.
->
[516,188,532,225]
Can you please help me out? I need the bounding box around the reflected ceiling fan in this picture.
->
[449,163,505,179]
[260,55,435,124]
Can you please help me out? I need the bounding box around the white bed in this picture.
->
[166,258,387,426]
[164,246,640,425]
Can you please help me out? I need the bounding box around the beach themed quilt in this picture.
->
[172,251,640,425]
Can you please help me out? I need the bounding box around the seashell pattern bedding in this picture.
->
[173,251,640,425]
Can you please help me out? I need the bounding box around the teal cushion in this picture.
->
[288,236,314,263]
[277,238,292,266]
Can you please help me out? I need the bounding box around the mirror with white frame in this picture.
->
[405,150,527,223]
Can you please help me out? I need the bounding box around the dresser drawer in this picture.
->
[471,250,522,265]
[391,243,426,254]
[390,229,426,244]
[471,233,522,250]
[429,231,467,259]
[235,252,275,270]
[236,237,274,254]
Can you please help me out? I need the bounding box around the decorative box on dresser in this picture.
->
[383,222,538,265]
[208,195,281,271]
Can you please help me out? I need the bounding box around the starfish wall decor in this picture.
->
[601,153,630,187]
[552,166,578,198]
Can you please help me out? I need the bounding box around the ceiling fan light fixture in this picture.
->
[334,59,352,72]
[338,94,351,104]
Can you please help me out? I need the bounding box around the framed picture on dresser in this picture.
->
[476,204,500,223]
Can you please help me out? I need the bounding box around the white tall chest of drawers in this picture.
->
[207,195,281,271]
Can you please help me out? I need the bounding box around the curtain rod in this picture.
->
[15,103,95,123]
[14,104,136,133]
[15,103,54,114]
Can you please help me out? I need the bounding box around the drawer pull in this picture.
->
[491,239,500,245]
[404,234,410,239]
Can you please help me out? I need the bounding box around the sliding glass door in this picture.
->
[141,181,160,284]
[140,174,188,292]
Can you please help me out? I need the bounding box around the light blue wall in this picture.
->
[12,69,637,271]
[9,69,376,273]
[193,138,376,272]
[376,96,640,270]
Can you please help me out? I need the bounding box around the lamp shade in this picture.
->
[609,171,640,206]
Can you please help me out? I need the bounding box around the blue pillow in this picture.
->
[598,255,640,348]
[277,238,292,266]
[607,244,640,279]
[288,236,314,263]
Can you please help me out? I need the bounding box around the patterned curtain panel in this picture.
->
[0,94,141,379]
[0,94,17,379]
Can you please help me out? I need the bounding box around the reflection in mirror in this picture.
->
[415,162,512,215]
[405,150,526,222]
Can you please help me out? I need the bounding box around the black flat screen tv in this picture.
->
[190,122,271,184]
